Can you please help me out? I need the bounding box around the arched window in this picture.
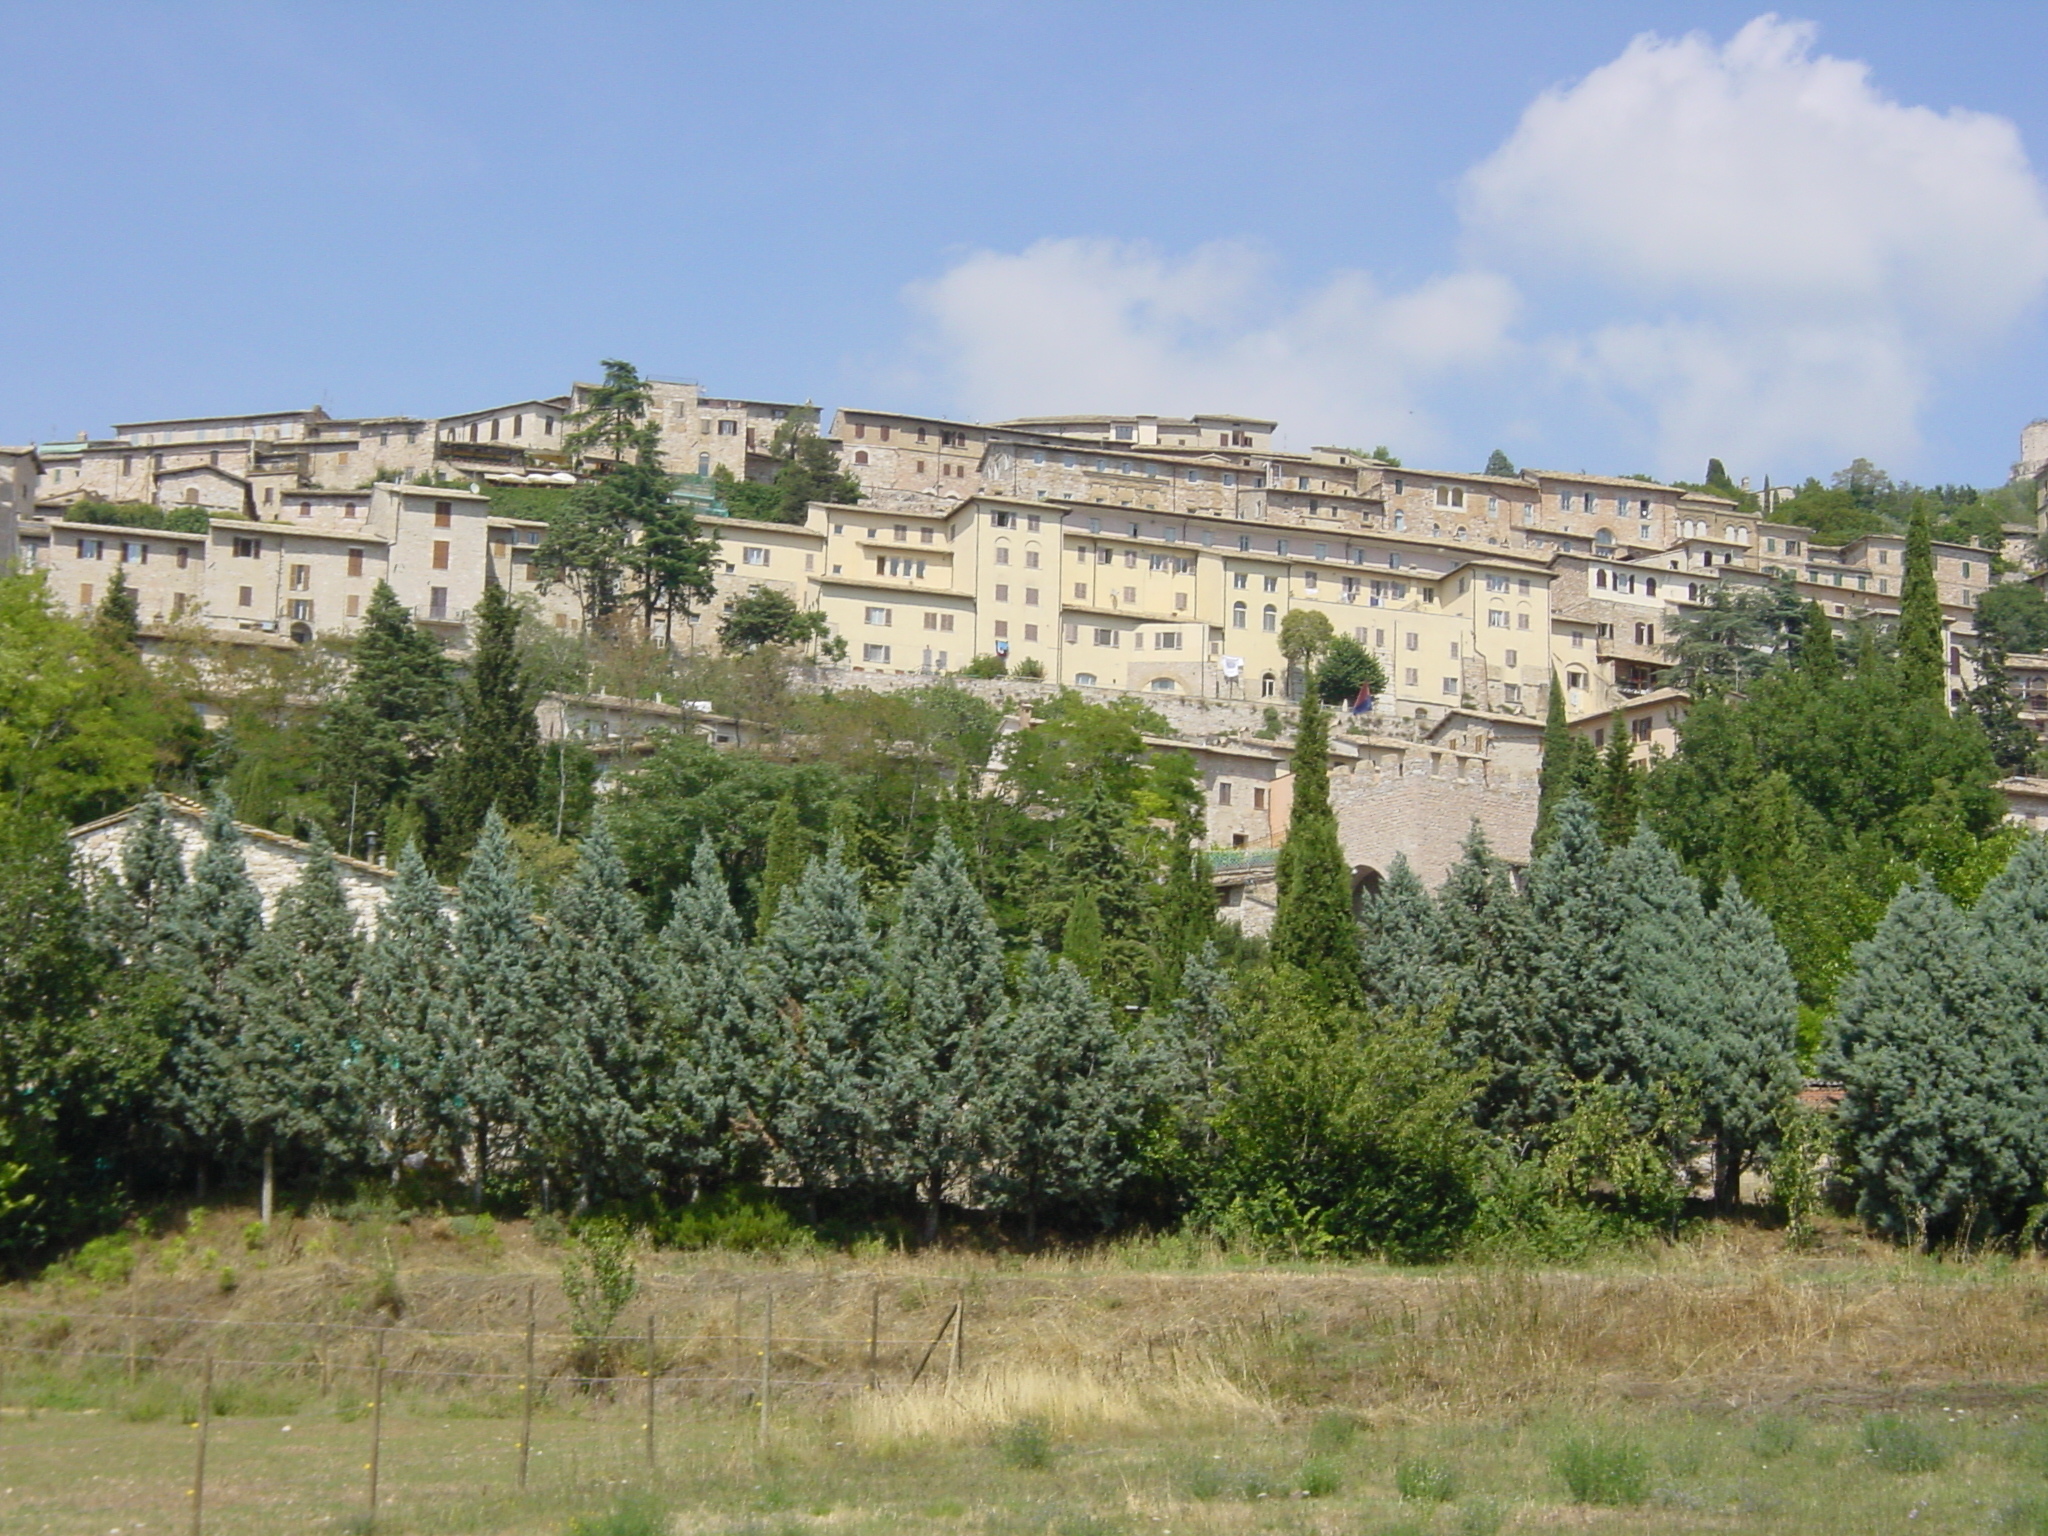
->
[1644,577,1657,596]
[1261,605,1277,632]
[697,453,710,477]
[1148,677,1176,691]
[1260,672,1277,697]
[1232,601,1247,629]
[854,450,869,465]
[1074,672,1097,687]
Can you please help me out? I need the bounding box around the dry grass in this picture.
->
[846,1358,1272,1447]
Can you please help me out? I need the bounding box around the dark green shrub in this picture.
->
[996,1416,1054,1470]
[1750,1415,1803,1461]
[567,1491,666,1536]
[1307,1411,1359,1452]
[45,1232,137,1286]
[1553,1434,1650,1505]
[653,1188,810,1253]
[1396,1455,1460,1503]
[1298,1457,1341,1497]
[1861,1415,1947,1473]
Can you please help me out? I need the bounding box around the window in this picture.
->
[1505,649,1518,667]
[995,544,1010,566]
[1252,786,1269,810]
[428,588,449,620]
[1216,781,1233,806]
[1518,612,1530,630]
[1260,673,1277,698]
[924,612,955,632]
[232,536,260,559]
[1504,683,1522,706]
[1485,573,1509,593]
[1232,601,1248,628]
[853,450,869,465]
[177,546,190,570]
[1434,485,1465,509]
[1405,631,1418,651]
[863,644,891,663]
[1074,671,1097,686]
[1488,610,1508,628]
[1443,677,1459,696]
[118,541,145,564]
[1260,604,1278,633]
[1634,622,1656,645]
[290,564,310,591]
[346,594,360,618]
[78,583,93,606]
[1025,587,1040,606]
[865,606,891,626]
[1122,586,1137,604]
[1023,623,1040,642]
[289,599,312,622]
[993,620,1009,639]
[742,546,769,566]
[1404,667,1419,687]
[347,547,364,577]
[1092,627,1116,647]
[432,540,450,570]
[717,420,738,435]
[1023,548,1039,569]
[1631,717,1652,743]
[1571,630,1584,648]
[994,584,1009,602]
[1262,575,1278,593]
[1074,582,1088,600]
[238,585,253,607]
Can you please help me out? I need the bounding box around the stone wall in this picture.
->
[1329,757,1539,886]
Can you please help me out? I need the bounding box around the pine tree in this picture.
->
[96,790,187,958]
[533,816,658,1207]
[1535,673,1593,854]
[1798,602,1840,683]
[1964,648,2037,776]
[1608,823,1711,1094]
[881,830,1009,1238]
[226,835,366,1221]
[1356,855,1444,1017]
[158,799,266,1174]
[1524,795,1640,1121]
[756,793,805,936]
[94,566,140,650]
[1432,824,1539,1130]
[452,810,543,1207]
[1698,878,1800,1207]
[1827,881,2022,1244]
[975,950,1138,1240]
[1961,834,2048,1208]
[439,579,541,854]
[315,581,456,858]
[1594,713,1640,846]
[653,838,763,1186]
[1898,505,1946,707]
[1484,448,1516,477]
[359,841,464,1179]
[754,843,887,1202]
[1270,692,1360,1000]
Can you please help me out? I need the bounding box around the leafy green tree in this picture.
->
[718,587,829,653]
[1964,647,2037,776]
[1314,635,1386,707]
[451,810,543,1206]
[439,579,542,855]
[1975,581,2048,655]
[752,844,887,1202]
[1484,449,1516,477]
[1356,855,1444,1018]
[564,358,654,466]
[1660,588,1782,690]
[0,571,193,823]
[975,950,1138,1239]
[755,793,807,936]
[715,407,862,523]
[1798,602,1840,682]
[1278,609,1336,694]
[532,817,660,1207]
[881,831,1008,1238]
[1897,505,1946,706]
[359,841,465,1178]
[1535,673,1594,855]
[226,835,367,1221]
[1201,970,1485,1260]
[1270,693,1359,1001]
[315,580,455,858]
[1058,886,1105,983]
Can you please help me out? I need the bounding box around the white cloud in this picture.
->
[1464,14,2048,471]
[905,237,1516,454]
[906,17,2048,477]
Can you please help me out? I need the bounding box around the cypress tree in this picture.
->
[226,835,367,1222]
[96,790,187,958]
[1433,824,1539,1131]
[1608,823,1712,1094]
[1356,855,1445,1017]
[1535,673,1592,854]
[654,837,763,1186]
[159,799,266,1176]
[1525,795,1640,1119]
[1897,505,1946,707]
[94,566,140,650]
[532,815,657,1208]
[1270,692,1359,1000]
[882,830,1008,1239]
[755,842,886,1203]
[1594,712,1640,846]
[1964,834,2048,1202]
[1698,878,1800,1208]
[360,841,464,1179]
[1059,887,1105,982]
[1798,602,1840,683]
[439,579,541,854]
[756,793,805,935]
[452,809,543,1207]
[975,950,1138,1240]
[1827,881,2020,1244]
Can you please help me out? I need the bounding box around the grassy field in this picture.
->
[5,1207,2048,1534]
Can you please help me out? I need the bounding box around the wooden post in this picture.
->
[757,1292,772,1449]
[950,1293,965,1383]
[126,1330,138,1387]
[907,1303,958,1389]
[731,1283,743,1389]
[518,1284,536,1492]
[643,1314,656,1473]
[319,1324,332,1397]
[188,1351,214,1536]
[867,1286,880,1392]
[367,1327,386,1525]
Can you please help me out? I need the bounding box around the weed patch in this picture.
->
[1553,1433,1650,1505]
[1860,1414,1948,1473]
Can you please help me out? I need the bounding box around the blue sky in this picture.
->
[6,2,2048,489]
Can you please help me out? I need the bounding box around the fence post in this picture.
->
[644,1313,657,1473]
[367,1327,386,1525]
[518,1283,536,1492]
[188,1350,214,1536]
[950,1292,965,1384]
[907,1303,959,1389]
[757,1291,773,1450]
[731,1283,743,1391]
[867,1286,880,1392]
[127,1330,138,1388]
